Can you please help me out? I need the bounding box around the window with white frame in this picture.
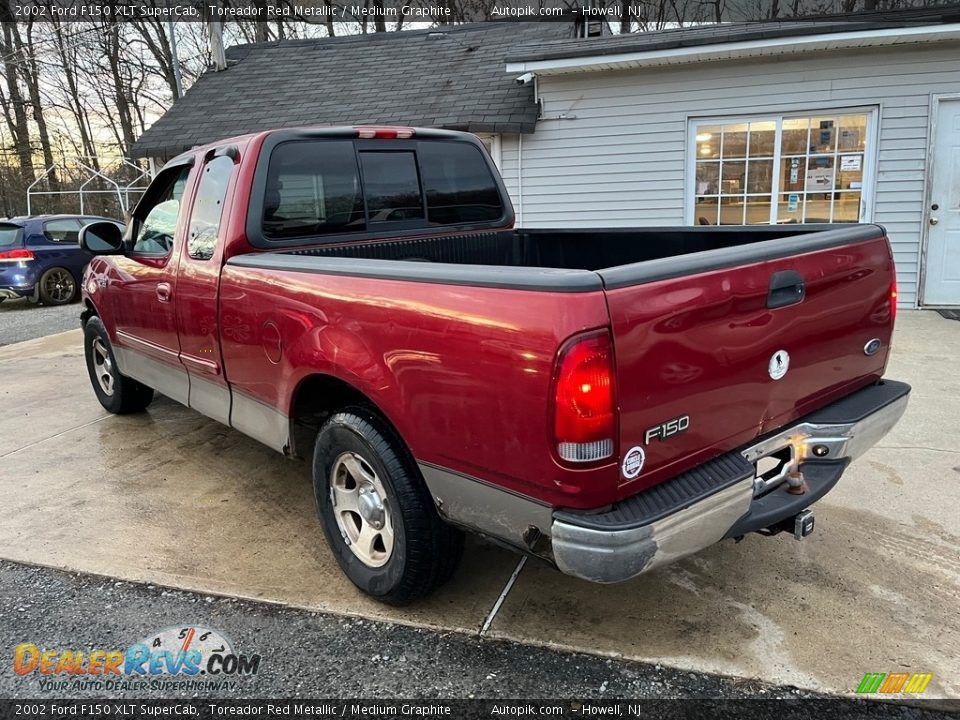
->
[476,134,502,170]
[691,111,874,225]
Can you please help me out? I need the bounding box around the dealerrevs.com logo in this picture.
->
[13,626,261,693]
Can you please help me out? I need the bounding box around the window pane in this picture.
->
[804,194,833,223]
[810,118,838,154]
[778,193,804,223]
[805,156,835,192]
[719,195,745,225]
[721,161,746,195]
[780,156,806,193]
[418,142,503,225]
[837,154,864,190]
[744,196,772,225]
[782,118,809,155]
[696,126,720,159]
[838,115,867,152]
[262,141,365,239]
[188,156,233,260]
[746,159,773,194]
[133,165,191,254]
[833,192,862,222]
[43,219,82,243]
[695,197,718,225]
[721,123,748,159]
[695,162,720,195]
[359,151,425,224]
[748,121,775,157]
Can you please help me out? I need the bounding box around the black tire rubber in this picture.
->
[313,406,464,605]
[83,316,154,414]
[38,267,78,305]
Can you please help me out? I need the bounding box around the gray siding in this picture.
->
[504,43,960,307]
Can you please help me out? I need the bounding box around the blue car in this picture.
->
[0,215,124,306]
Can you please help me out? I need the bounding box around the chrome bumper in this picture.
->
[551,381,910,584]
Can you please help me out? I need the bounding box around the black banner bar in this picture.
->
[1,699,958,720]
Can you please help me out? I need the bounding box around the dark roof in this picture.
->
[507,6,960,63]
[131,23,570,159]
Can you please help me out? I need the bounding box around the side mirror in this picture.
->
[79,221,125,255]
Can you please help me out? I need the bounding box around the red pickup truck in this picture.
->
[78,126,909,604]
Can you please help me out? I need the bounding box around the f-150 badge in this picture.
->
[769,349,790,380]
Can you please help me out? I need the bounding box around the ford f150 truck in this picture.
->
[78,126,909,605]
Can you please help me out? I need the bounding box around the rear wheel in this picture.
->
[313,407,464,605]
[84,316,154,414]
[38,267,77,305]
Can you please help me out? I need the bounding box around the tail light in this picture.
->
[355,126,415,140]
[0,249,33,262]
[551,330,616,464]
[890,275,898,325]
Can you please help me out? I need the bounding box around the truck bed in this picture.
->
[231,224,885,292]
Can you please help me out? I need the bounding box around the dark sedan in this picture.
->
[0,215,124,306]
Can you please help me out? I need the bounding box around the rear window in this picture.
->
[419,142,504,225]
[0,224,22,247]
[261,139,504,240]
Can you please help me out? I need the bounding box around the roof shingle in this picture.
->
[131,22,570,159]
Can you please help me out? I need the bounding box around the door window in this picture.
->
[188,156,234,260]
[132,165,191,255]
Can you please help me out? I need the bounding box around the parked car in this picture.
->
[0,215,124,306]
[77,126,909,605]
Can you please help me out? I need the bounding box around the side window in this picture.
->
[418,142,504,224]
[188,156,234,260]
[43,219,83,243]
[262,141,365,239]
[132,165,192,255]
[358,151,425,224]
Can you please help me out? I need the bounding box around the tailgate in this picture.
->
[600,226,895,496]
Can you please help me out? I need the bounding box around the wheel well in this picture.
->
[290,374,382,458]
[81,299,98,327]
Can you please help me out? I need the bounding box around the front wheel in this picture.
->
[313,407,464,605]
[83,316,154,414]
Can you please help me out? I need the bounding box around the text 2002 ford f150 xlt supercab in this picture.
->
[78,126,909,605]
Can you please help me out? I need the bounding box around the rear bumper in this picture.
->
[551,380,910,583]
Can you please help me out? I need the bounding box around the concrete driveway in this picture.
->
[0,311,956,698]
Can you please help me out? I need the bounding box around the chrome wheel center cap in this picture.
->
[358,488,385,529]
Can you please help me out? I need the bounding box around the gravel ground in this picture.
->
[0,298,81,346]
[2,559,957,720]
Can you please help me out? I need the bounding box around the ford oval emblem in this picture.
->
[864,338,882,356]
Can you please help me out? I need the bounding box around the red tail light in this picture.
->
[890,275,898,325]
[0,249,33,262]
[551,330,616,464]
[354,126,415,140]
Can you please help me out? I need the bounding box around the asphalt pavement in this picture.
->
[0,560,810,700]
[0,298,81,346]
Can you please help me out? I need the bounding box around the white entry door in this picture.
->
[924,97,960,306]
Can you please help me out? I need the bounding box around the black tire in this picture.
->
[313,407,464,605]
[38,267,78,305]
[83,316,154,414]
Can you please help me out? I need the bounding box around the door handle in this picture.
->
[156,283,172,303]
[768,270,805,309]
[930,217,939,225]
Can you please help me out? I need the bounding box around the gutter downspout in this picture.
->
[517,133,523,226]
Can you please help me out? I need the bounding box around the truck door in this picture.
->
[110,161,194,405]
[176,151,238,425]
